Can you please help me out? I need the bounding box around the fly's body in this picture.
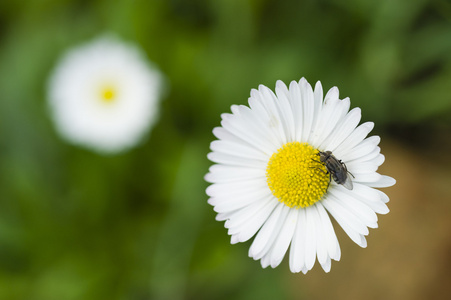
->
[317,150,354,190]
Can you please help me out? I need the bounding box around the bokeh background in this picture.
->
[1,0,451,299]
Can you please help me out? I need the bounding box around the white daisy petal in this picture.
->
[308,81,324,142]
[224,196,275,230]
[377,190,390,204]
[275,80,296,142]
[206,178,268,199]
[359,235,368,248]
[213,127,246,144]
[347,146,381,165]
[221,112,275,155]
[310,89,341,146]
[333,122,375,158]
[247,94,273,133]
[206,78,395,274]
[325,86,340,104]
[353,172,383,184]
[211,192,269,213]
[207,152,267,169]
[227,195,278,242]
[346,162,378,175]
[247,92,283,146]
[224,194,274,229]
[233,202,278,243]
[341,136,381,162]
[259,85,289,144]
[299,78,315,143]
[269,208,299,268]
[317,98,352,148]
[316,202,340,261]
[207,188,264,206]
[373,153,385,166]
[328,192,371,235]
[322,195,368,247]
[47,35,163,154]
[351,183,390,214]
[256,205,292,262]
[366,175,396,188]
[215,211,233,221]
[289,80,304,141]
[329,188,378,228]
[367,198,390,214]
[209,140,268,161]
[304,205,318,271]
[249,203,289,260]
[205,165,265,183]
[299,204,339,272]
[289,209,307,273]
[236,102,283,150]
[322,107,362,152]
[260,252,271,268]
[312,205,327,265]
[320,256,332,273]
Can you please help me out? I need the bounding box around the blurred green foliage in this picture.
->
[0,0,451,299]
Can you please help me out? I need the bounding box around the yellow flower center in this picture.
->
[266,142,329,208]
[100,86,117,104]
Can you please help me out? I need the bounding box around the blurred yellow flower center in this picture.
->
[266,142,329,208]
[100,86,117,103]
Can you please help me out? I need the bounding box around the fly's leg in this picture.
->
[310,166,328,175]
[310,158,330,189]
[326,173,331,190]
[311,159,328,174]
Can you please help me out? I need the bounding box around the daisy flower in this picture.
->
[47,35,163,154]
[205,78,395,274]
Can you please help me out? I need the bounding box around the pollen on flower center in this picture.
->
[266,142,329,208]
[100,86,117,103]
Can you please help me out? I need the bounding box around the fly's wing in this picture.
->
[341,177,353,190]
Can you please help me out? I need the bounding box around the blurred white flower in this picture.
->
[205,78,396,274]
[48,35,163,154]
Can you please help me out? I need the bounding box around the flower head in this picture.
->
[47,35,163,154]
[205,78,395,274]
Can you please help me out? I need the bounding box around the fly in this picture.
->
[315,150,354,190]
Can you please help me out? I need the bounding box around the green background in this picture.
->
[1,0,451,299]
